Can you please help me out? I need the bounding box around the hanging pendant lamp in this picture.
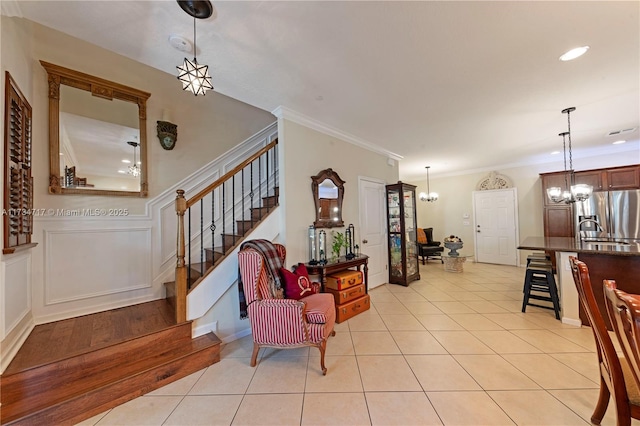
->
[176,0,214,96]
[546,107,592,204]
[419,166,438,202]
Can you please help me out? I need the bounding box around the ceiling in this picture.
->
[7,1,640,181]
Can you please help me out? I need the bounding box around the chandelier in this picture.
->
[546,107,592,204]
[419,166,438,202]
[176,0,214,96]
[127,141,140,177]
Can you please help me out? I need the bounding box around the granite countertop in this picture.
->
[519,236,640,257]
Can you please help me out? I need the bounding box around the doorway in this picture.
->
[473,188,519,266]
[358,177,388,289]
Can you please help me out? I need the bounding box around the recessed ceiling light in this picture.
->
[613,140,626,145]
[559,46,590,61]
[122,159,131,163]
[551,151,561,155]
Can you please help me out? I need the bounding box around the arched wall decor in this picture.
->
[476,171,513,191]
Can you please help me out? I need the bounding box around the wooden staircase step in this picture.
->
[236,219,257,235]
[261,195,278,208]
[204,247,225,264]
[1,328,221,425]
[221,233,242,248]
[250,206,272,221]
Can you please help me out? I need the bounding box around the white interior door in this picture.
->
[473,188,519,266]
[359,177,387,289]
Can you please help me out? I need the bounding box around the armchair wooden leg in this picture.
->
[250,342,260,367]
[331,330,336,337]
[318,340,328,375]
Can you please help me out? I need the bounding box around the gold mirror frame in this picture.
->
[311,168,345,228]
[41,61,151,197]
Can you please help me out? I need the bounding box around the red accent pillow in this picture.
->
[280,264,316,300]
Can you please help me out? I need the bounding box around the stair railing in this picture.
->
[174,139,278,323]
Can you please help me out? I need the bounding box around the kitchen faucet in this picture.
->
[577,218,605,241]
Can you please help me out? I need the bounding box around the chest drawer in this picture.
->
[325,283,365,305]
[325,270,363,291]
[335,294,370,323]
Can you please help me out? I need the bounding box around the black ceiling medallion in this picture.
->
[177,0,214,19]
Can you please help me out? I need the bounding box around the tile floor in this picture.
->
[79,261,639,425]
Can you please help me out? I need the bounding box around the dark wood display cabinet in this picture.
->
[385,181,420,286]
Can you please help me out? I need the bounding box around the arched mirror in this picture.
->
[311,168,345,228]
[41,61,151,197]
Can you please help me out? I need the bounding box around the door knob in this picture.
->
[477,230,481,233]
[362,239,368,244]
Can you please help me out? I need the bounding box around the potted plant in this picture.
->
[331,231,347,261]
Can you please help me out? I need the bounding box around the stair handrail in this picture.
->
[174,139,278,323]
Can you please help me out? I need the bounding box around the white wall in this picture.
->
[0,16,275,369]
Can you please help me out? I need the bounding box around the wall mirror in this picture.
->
[311,168,345,228]
[41,61,151,197]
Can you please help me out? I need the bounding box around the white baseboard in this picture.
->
[193,320,218,338]
[1,317,34,374]
[562,316,583,327]
[221,326,252,344]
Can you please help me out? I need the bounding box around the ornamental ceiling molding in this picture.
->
[476,171,513,191]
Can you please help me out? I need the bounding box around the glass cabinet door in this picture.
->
[387,188,403,280]
[403,189,418,278]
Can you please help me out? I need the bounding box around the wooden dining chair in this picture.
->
[569,256,640,425]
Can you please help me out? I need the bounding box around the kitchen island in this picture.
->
[519,236,640,327]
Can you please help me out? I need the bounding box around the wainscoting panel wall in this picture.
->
[44,228,152,305]
[1,252,31,338]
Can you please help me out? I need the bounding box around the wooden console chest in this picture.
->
[305,255,369,323]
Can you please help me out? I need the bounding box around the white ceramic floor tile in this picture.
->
[163,395,243,425]
[430,330,495,354]
[301,392,370,426]
[550,352,601,383]
[462,300,509,314]
[366,392,442,425]
[550,327,597,351]
[481,313,543,330]
[190,357,257,395]
[405,354,481,391]
[401,301,443,315]
[323,328,355,356]
[246,356,308,393]
[431,301,477,314]
[502,353,599,389]
[351,331,401,355]
[221,335,257,358]
[233,393,303,425]
[489,390,588,425]
[380,314,426,330]
[449,313,504,330]
[305,356,363,393]
[415,314,465,330]
[470,330,542,354]
[95,396,181,425]
[547,389,619,426]
[346,311,388,331]
[511,329,592,353]
[390,331,448,355]
[371,301,411,315]
[427,391,515,425]
[357,355,422,391]
[454,354,541,390]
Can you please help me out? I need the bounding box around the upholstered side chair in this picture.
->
[238,244,336,375]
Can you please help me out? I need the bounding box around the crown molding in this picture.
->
[0,0,23,17]
[271,105,403,162]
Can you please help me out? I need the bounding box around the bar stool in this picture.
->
[522,260,560,320]
[526,252,550,267]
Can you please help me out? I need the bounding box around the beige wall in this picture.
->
[279,119,399,264]
[410,151,638,264]
[18,17,275,214]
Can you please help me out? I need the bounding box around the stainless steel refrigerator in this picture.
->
[575,190,640,241]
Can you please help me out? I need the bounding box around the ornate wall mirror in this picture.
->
[41,61,151,196]
[311,168,345,228]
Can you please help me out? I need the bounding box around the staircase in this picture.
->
[167,139,279,323]
[0,300,221,425]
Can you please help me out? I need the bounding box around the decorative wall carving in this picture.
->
[476,171,513,190]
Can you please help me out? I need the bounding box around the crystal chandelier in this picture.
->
[546,107,592,204]
[127,141,140,177]
[176,0,214,96]
[419,166,438,202]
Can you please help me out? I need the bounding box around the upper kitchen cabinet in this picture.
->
[573,170,603,191]
[541,172,571,206]
[605,166,640,190]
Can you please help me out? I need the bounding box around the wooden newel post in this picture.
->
[175,189,187,323]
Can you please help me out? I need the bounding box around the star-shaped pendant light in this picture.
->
[176,0,214,96]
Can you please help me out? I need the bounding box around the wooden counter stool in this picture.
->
[522,260,560,320]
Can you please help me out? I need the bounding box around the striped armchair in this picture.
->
[238,244,336,375]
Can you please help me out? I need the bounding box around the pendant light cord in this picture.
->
[567,109,574,185]
[193,16,197,62]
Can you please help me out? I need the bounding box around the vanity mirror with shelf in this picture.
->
[41,61,151,197]
[311,168,345,228]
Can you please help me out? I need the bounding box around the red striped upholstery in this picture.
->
[238,244,336,347]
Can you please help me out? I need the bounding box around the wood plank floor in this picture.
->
[4,300,175,374]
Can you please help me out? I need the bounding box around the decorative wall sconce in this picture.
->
[157,120,178,150]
